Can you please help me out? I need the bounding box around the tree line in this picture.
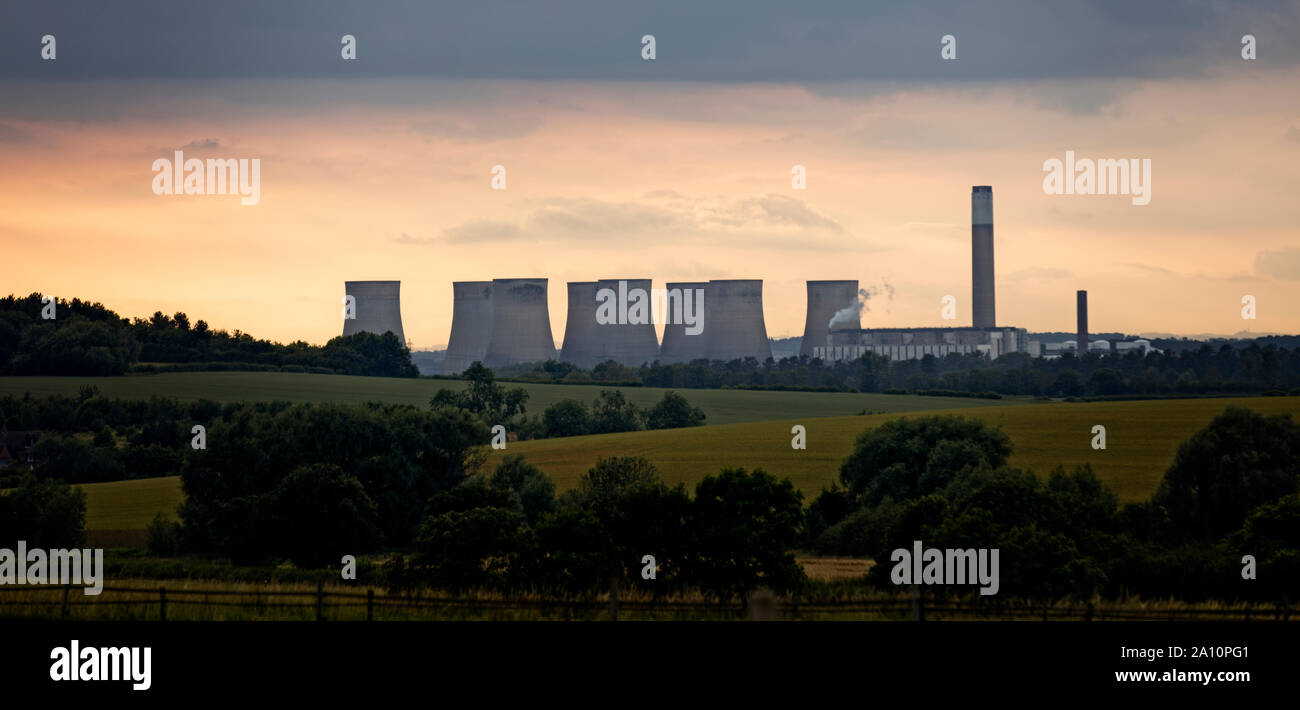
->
[0,293,417,377]
[489,342,1300,398]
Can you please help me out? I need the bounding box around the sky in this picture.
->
[2,1,1299,347]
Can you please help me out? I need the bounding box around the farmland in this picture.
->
[72,395,1300,538]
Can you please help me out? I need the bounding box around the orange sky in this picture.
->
[3,72,1299,347]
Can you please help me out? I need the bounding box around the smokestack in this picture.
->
[703,279,772,363]
[343,280,406,344]
[442,281,493,375]
[483,278,556,368]
[659,282,708,364]
[801,280,860,358]
[1077,290,1088,356]
[972,186,995,329]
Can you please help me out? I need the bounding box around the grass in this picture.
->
[0,371,1016,427]
[78,476,184,545]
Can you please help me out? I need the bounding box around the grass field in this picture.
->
[0,372,1015,427]
[75,396,1300,537]
[489,396,1300,504]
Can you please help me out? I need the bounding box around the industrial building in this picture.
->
[658,281,709,364]
[703,279,773,362]
[342,280,406,344]
[559,279,660,368]
[442,281,493,374]
[810,186,1029,363]
[482,278,557,368]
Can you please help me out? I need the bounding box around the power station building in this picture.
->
[342,280,406,344]
[658,281,709,364]
[800,280,860,359]
[559,279,660,368]
[482,278,557,368]
[703,279,773,362]
[809,186,1029,362]
[442,281,494,374]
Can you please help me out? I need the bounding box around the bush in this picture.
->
[145,514,183,556]
[645,391,705,430]
[543,399,592,437]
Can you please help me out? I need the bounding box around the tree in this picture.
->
[265,463,384,568]
[838,415,1012,506]
[489,454,556,522]
[645,391,705,430]
[542,399,591,437]
[0,473,86,548]
[430,362,529,422]
[1153,406,1300,541]
[691,468,806,602]
[590,390,643,434]
[1231,494,1300,601]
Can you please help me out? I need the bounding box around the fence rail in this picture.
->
[0,584,1293,621]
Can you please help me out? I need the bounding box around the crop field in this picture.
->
[75,396,1300,538]
[0,372,1016,426]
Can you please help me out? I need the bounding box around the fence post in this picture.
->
[61,583,71,619]
[910,586,924,622]
[159,587,167,622]
[367,589,374,622]
[609,578,619,622]
[316,581,325,622]
[1085,601,1094,622]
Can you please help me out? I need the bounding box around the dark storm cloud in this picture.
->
[1,0,1295,81]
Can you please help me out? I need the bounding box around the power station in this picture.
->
[811,186,1029,362]
[482,278,557,369]
[414,186,1125,370]
[442,281,493,375]
[342,280,406,344]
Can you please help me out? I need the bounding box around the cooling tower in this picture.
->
[342,280,406,344]
[800,280,860,358]
[972,186,996,329]
[560,282,599,367]
[658,282,708,364]
[482,278,556,368]
[560,280,659,368]
[703,279,772,362]
[442,281,494,375]
[1077,290,1089,355]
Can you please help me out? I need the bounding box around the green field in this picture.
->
[0,372,1017,427]
[75,396,1300,537]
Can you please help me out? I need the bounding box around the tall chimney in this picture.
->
[1077,290,1088,356]
[971,186,995,329]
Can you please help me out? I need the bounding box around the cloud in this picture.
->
[180,138,221,151]
[1286,126,1300,143]
[1,1,1295,81]
[407,193,849,248]
[1122,262,1177,275]
[410,114,543,142]
[1255,248,1300,281]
